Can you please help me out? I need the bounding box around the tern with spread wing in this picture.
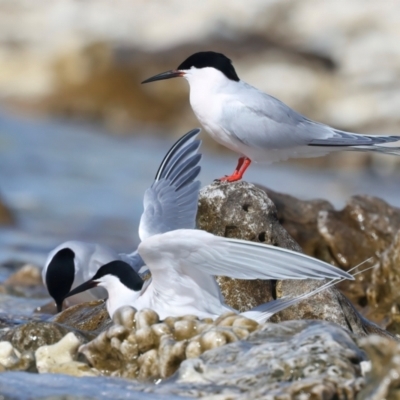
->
[43,129,202,311]
[65,229,354,321]
[142,51,400,182]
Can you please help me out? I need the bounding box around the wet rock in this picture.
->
[35,332,98,377]
[0,321,89,353]
[52,299,112,335]
[357,335,400,399]
[79,306,260,380]
[170,320,365,399]
[198,181,301,312]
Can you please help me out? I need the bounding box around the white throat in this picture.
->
[98,275,140,317]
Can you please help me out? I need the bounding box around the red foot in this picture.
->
[216,157,251,183]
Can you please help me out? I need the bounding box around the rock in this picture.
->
[198,182,394,339]
[0,342,35,372]
[35,332,98,377]
[198,181,301,311]
[1,264,47,300]
[0,195,13,226]
[261,186,335,260]
[0,321,90,353]
[357,335,400,399]
[52,299,112,335]
[79,306,260,380]
[172,320,365,398]
[4,264,43,287]
[262,186,400,333]
[0,341,21,368]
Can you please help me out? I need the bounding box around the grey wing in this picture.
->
[138,129,202,241]
[221,85,333,149]
[225,83,400,149]
[138,229,353,281]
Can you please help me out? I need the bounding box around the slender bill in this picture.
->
[142,70,183,84]
[65,280,99,299]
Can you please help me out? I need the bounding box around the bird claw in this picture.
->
[215,174,243,183]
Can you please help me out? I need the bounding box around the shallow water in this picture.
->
[0,371,179,399]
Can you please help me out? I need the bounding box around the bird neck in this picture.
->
[102,276,140,317]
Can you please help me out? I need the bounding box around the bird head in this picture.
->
[64,260,144,300]
[44,247,76,313]
[141,51,239,85]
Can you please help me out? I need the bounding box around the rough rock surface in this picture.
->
[263,186,400,333]
[0,321,90,353]
[198,181,393,338]
[153,320,366,399]
[357,335,400,399]
[0,306,368,399]
[198,181,301,311]
[52,300,112,336]
[35,332,99,377]
[79,306,258,380]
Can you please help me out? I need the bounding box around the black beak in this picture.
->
[65,280,99,299]
[141,70,184,84]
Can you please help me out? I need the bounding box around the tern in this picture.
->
[142,51,400,182]
[43,128,203,312]
[65,228,353,321]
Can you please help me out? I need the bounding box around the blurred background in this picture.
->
[1,0,400,266]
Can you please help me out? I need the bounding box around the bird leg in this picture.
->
[218,157,251,182]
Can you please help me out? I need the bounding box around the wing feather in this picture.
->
[138,229,353,281]
[138,129,202,241]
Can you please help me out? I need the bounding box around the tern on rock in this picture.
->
[43,128,203,312]
[65,229,354,321]
[142,51,400,182]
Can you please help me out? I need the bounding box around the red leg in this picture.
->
[217,157,252,182]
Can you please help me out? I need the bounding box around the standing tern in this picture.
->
[43,128,203,312]
[142,51,400,182]
[65,228,353,321]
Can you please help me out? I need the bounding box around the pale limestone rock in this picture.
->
[0,341,21,368]
[35,332,97,377]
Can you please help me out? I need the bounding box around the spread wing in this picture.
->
[138,229,354,284]
[138,129,202,242]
